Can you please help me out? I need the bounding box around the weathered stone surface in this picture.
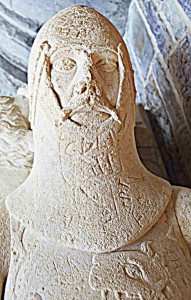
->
[175,187,191,252]
[88,0,131,37]
[1,0,191,190]
[0,80,168,298]
[153,58,191,181]
[139,0,173,60]
[5,198,191,299]
[134,68,147,107]
[177,0,191,20]
[125,2,153,80]
[0,89,33,298]
[169,35,191,129]
[125,0,191,185]
[145,75,190,186]
[3,6,191,299]
[0,167,29,297]
[153,60,183,130]
[135,105,168,180]
[154,0,186,40]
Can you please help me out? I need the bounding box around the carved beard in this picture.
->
[58,123,124,188]
[57,84,123,151]
[58,112,123,167]
[56,89,125,184]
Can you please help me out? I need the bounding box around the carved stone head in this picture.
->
[6,6,171,254]
[28,5,136,146]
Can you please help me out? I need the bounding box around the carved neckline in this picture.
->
[6,167,172,253]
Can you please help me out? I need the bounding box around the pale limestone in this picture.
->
[0,86,33,298]
[0,93,164,299]
[4,5,191,299]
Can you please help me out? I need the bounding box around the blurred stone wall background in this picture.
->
[125,0,191,186]
[0,0,190,186]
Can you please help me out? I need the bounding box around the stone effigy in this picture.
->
[0,85,33,297]
[0,89,166,299]
[4,5,191,299]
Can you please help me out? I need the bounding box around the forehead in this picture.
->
[50,46,118,63]
[43,6,122,51]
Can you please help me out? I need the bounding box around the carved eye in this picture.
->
[96,59,118,73]
[53,58,76,72]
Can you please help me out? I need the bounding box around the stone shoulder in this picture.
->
[172,185,191,252]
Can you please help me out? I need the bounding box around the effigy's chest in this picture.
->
[7,201,191,300]
[90,206,191,299]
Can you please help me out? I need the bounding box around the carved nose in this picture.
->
[73,66,94,95]
[74,79,99,96]
[73,67,102,99]
[74,81,88,95]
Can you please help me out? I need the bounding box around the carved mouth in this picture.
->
[70,110,110,126]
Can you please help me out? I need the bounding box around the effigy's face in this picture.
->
[29,6,135,142]
[50,46,120,129]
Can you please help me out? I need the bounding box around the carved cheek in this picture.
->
[50,69,77,104]
[106,70,119,106]
[97,69,119,107]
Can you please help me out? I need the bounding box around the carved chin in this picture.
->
[60,111,121,143]
[70,111,111,127]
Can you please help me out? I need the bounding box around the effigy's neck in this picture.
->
[7,127,172,252]
[34,129,144,189]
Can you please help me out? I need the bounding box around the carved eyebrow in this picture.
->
[50,49,72,63]
[96,58,118,65]
[91,47,118,55]
[92,52,118,65]
[94,52,118,59]
[50,47,118,63]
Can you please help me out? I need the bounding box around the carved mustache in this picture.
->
[60,93,121,124]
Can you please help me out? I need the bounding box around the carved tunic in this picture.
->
[5,194,191,299]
